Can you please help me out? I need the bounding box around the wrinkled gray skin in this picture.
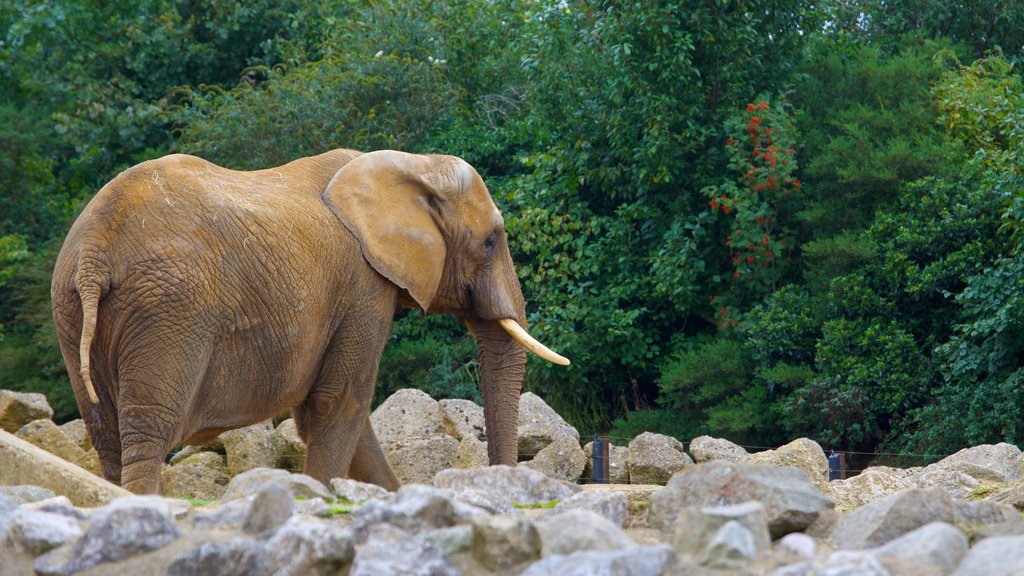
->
[51,149,533,494]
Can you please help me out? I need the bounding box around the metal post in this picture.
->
[591,435,608,484]
[828,450,843,481]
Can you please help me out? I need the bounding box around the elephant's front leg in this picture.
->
[294,302,396,486]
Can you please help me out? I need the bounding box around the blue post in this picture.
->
[828,450,842,481]
[591,435,608,484]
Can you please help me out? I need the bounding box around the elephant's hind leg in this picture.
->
[348,416,400,490]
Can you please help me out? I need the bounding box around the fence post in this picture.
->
[828,450,845,481]
[591,435,609,484]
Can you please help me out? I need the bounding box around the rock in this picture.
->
[988,481,1024,510]
[166,537,263,576]
[953,534,1024,576]
[15,418,101,475]
[20,496,85,520]
[519,545,676,576]
[690,435,749,463]
[220,421,276,477]
[385,434,459,484]
[161,451,230,501]
[351,484,458,543]
[426,524,473,556]
[648,460,834,539]
[553,489,628,527]
[518,391,579,458]
[58,419,92,451]
[831,487,955,550]
[455,435,489,469]
[242,482,295,535]
[870,521,968,574]
[747,438,832,497]
[7,508,83,556]
[329,478,390,503]
[260,514,356,575]
[191,497,254,530]
[218,468,332,503]
[439,399,486,441]
[0,485,57,504]
[351,525,456,576]
[673,501,771,568]
[536,508,634,557]
[61,497,181,574]
[929,443,1024,483]
[583,440,630,484]
[0,429,131,507]
[522,435,587,482]
[434,465,581,514]
[954,498,1022,529]
[829,466,916,511]
[627,431,693,485]
[0,390,53,433]
[778,532,816,559]
[270,418,306,473]
[817,551,891,576]
[471,514,541,571]
[370,389,443,448]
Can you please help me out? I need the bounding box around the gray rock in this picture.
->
[426,524,473,556]
[522,435,587,482]
[987,481,1024,510]
[777,532,816,559]
[0,390,53,433]
[329,477,390,503]
[929,443,1024,483]
[20,496,85,520]
[674,501,771,565]
[954,497,1021,529]
[536,508,633,557]
[64,497,181,574]
[583,440,630,484]
[434,465,581,514]
[471,514,541,571]
[747,438,832,498]
[0,492,18,536]
[351,524,457,576]
[191,497,254,530]
[818,551,891,576]
[519,545,675,576]
[830,466,916,511]
[58,419,92,451]
[831,488,954,550]
[554,489,628,527]
[455,435,489,469]
[166,537,263,576]
[953,535,1024,576]
[351,484,458,543]
[439,399,486,442]
[260,514,356,575]
[270,418,307,473]
[870,521,967,574]
[371,389,444,448]
[0,485,57,504]
[518,391,579,458]
[627,431,693,485]
[243,481,295,535]
[385,434,459,485]
[648,460,834,539]
[161,451,230,501]
[7,508,82,556]
[219,468,332,503]
[690,435,749,463]
[16,419,101,476]
[220,421,276,477]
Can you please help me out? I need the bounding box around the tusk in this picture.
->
[498,318,571,366]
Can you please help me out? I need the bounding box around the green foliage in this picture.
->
[376,315,481,406]
[607,408,699,445]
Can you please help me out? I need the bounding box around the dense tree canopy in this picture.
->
[2,0,1022,461]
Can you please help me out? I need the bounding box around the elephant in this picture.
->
[50,148,568,494]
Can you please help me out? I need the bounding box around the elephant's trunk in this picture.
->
[471,317,527,465]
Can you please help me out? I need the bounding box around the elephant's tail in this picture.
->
[76,277,103,410]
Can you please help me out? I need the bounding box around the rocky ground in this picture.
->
[1,388,1023,575]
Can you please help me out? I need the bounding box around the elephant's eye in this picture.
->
[484,233,497,258]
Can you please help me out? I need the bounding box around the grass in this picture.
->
[510,500,561,509]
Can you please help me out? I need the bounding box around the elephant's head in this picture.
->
[323,150,568,465]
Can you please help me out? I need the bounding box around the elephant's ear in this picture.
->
[323,150,446,311]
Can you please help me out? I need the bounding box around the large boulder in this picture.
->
[830,466,917,511]
[673,501,771,570]
[15,418,101,475]
[370,389,444,448]
[439,399,486,442]
[0,390,53,433]
[517,392,579,458]
[220,421,276,477]
[627,432,693,485]
[746,438,832,498]
[689,435,748,464]
[471,514,541,572]
[269,418,306,473]
[648,460,834,539]
[434,465,581,514]
[385,434,459,485]
[582,439,630,484]
[535,509,634,557]
[455,436,489,469]
[0,429,130,507]
[953,534,1024,576]
[161,451,230,501]
[521,435,587,482]
[831,487,955,550]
